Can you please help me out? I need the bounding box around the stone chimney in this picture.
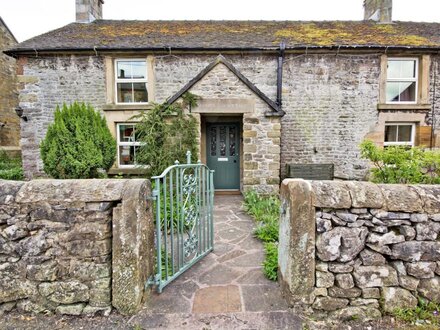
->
[76,0,104,23]
[364,0,392,23]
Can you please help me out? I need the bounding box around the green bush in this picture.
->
[0,151,24,180]
[243,190,280,280]
[134,93,198,177]
[40,103,116,179]
[360,140,440,184]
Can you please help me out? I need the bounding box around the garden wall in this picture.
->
[279,179,440,321]
[0,179,154,316]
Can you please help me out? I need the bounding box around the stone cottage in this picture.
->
[4,0,440,193]
[0,17,20,156]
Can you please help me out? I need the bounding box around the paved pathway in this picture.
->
[131,195,303,329]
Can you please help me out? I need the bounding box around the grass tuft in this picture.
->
[243,190,280,280]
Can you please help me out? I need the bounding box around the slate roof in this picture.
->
[5,20,440,55]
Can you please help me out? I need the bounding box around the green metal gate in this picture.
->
[147,151,215,292]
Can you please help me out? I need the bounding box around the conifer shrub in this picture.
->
[40,102,116,179]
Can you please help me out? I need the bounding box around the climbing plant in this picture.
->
[134,92,199,177]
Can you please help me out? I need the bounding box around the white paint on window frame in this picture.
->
[384,122,416,147]
[116,123,143,168]
[386,57,419,105]
[114,59,149,105]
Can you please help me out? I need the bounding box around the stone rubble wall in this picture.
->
[279,179,440,321]
[0,179,154,316]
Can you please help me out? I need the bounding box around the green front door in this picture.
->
[206,123,240,190]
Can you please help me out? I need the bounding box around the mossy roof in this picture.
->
[6,20,440,55]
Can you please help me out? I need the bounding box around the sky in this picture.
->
[1,0,440,42]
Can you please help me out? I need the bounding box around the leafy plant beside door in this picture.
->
[134,92,199,178]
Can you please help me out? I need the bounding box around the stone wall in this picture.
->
[0,19,20,151]
[17,55,106,179]
[15,52,440,185]
[0,179,154,316]
[280,179,440,321]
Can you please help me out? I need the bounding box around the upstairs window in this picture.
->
[386,58,418,103]
[384,123,415,147]
[117,123,142,167]
[115,60,148,104]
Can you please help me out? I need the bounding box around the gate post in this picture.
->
[112,179,155,315]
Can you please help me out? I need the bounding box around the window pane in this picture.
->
[131,61,146,79]
[219,126,226,156]
[117,83,133,103]
[385,125,397,142]
[133,83,148,102]
[386,82,400,102]
[398,125,412,142]
[399,82,416,102]
[387,60,401,79]
[119,145,135,165]
[119,124,135,142]
[400,60,416,79]
[117,61,132,79]
[210,126,216,156]
[229,126,236,156]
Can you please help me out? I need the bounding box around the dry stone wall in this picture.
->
[0,179,154,316]
[279,179,440,321]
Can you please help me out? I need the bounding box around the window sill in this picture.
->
[377,103,431,111]
[108,167,148,175]
[103,104,154,111]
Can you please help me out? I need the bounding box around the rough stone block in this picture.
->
[335,273,354,289]
[312,296,349,311]
[344,181,383,209]
[328,286,361,298]
[399,275,419,291]
[391,241,440,262]
[359,249,386,266]
[381,287,417,313]
[316,227,367,262]
[378,185,423,212]
[56,303,85,315]
[406,262,436,279]
[362,288,380,299]
[316,271,334,288]
[38,281,89,304]
[330,306,382,322]
[311,181,352,209]
[411,185,440,214]
[417,276,440,302]
[353,266,398,288]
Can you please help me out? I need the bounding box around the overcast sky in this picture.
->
[1,0,440,42]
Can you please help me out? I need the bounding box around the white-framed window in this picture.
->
[386,58,418,104]
[117,123,142,167]
[384,123,415,147]
[115,59,148,104]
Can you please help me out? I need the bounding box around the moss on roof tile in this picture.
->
[7,20,440,53]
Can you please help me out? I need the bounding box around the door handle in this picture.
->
[234,160,237,163]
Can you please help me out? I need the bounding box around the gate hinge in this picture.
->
[146,190,159,201]
[145,274,160,288]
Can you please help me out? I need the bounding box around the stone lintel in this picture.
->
[192,98,254,114]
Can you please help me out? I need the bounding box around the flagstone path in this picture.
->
[130,195,303,329]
